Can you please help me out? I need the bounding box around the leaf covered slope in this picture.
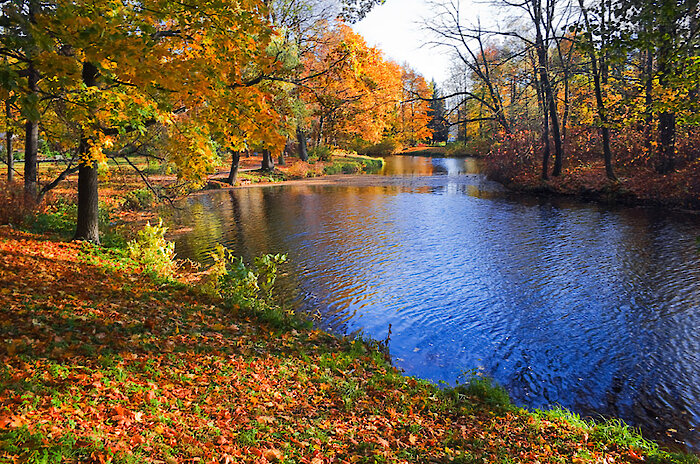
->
[0,228,694,463]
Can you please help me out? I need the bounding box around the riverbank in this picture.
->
[485,159,700,212]
[0,219,697,462]
[396,145,483,158]
[397,147,449,157]
[206,153,385,190]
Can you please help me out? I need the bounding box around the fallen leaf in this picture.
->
[263,449,283,462]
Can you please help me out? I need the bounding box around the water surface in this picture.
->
[167,156,700,451]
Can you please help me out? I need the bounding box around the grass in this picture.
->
[238,169,288,184]
[323,154,385,175]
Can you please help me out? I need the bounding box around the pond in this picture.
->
[166,156,700,452]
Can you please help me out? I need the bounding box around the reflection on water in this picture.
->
[166,156,700,452]
[382,155,483,176]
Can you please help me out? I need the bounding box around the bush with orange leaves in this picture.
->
[283,160,324,179]
[0,182,38,227]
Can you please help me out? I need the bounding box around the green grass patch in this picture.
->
[323,155,385,175]
[238,170,287,184]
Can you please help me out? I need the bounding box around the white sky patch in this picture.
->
[352,0,496,84]
[351,0,451,83]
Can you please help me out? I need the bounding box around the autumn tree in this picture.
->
[425,5,516,136]
[0,0,42,199]
[428,0,578,177]
[338,0,385,22]
[609,0,700,173]
[301,23,402,147]
[393,66,433,146]
[269,0,325,162]
[1,0,283,243]
[264,0,389,163]
[577,0,617,179]
[2,94,17,183]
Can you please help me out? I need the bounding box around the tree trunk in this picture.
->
[534,66,550,180]
[261,149,274,171]
[5,102,12,183]
[227,151,240,185]
[533,2,563,176]
[554,35,572,145]
[579,0,616,180]
[656,22,676,174]
[24,64,39,200]
[5,131,12,183]
[658,111,676,173]
[541,95,551,180]
[601,125,615,180]
[543,62,563,177]
[316,115,324,148]
[74,149,100,243]
[643,47,654,158]
[297,127,308,161]
[279,140,288,166]
[23,1,40,200]
[74,61,101,243]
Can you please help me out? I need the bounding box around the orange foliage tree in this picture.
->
[392,66,434,146]
[0,0,284,242]
[300,23,403,148]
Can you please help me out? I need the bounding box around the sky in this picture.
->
[352,0,498,84]
[352,0,452,83]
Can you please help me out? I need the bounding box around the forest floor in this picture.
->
[0,206,698,462]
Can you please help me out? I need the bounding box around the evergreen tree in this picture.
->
[428,82,449,143]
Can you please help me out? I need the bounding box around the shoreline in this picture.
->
[498,177,700,214]
[199,159,700,215]
[1,225,697,461]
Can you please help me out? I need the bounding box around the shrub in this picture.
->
[30,201,76,238]
[445,142,471,157]
[0,182,33,226]
[445,138,494,157]
[122,188,155,211]
[341,163,360,174]
[285,161,309,179]
[253,253,288,299]
[357,156,385,173]
[484,131,538,183]
[27,199,116,240]
[209,245,287,304]
[358,137,400,157]
[208,247,298,328]
[323,162,356,175]
[347,138,370,154]
[323,163,342,175]
[127,220,177,277]
[310,145,333,161]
